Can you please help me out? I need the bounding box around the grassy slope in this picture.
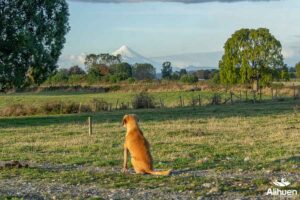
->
[0,99,299,198]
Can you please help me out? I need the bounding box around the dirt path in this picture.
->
[1,165,299,199]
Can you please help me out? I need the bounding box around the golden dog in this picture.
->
[122,114,171,176]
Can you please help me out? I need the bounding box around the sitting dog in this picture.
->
[122,114,171,176]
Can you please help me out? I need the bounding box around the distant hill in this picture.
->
[112,45,160,69]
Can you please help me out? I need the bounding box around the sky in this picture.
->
[59,0,300,68]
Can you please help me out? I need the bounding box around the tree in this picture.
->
[132,63,156,80]
[295,62,300,78]
[219,28,284,90]
[161,61,172,79]
[68,65,85,75]
[180,74,198,84]
[179,69,187,77]
[109,63,132,78]
[84,53,121,69]
[0,0,70,92]
[46,68,69,85]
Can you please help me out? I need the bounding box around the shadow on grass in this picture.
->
[0,99,299,128]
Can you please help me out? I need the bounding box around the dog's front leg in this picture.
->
[122,147,128,173]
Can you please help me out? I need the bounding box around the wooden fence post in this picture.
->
[160,98,164,108]
[115,99,119,110]
[239,91,242,101]
[79,102,82,113]
[293,84,296,100]
[271,88,274,100]
[88,116,92,136]
[179,96,183,107]
[259,87,262,101]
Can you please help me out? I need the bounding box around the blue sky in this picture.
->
[60,0,300,68]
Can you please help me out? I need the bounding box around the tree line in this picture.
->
[46,54,218,85]
[1,1,299,92]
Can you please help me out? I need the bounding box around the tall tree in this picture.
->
[0,0,70,92]
[84,53,121,69]
[295,62,300,78]
[109,62,132,78]
[132,63,156,80]
[161,61,172,79]
[219,28,284,90]
[68,65,85,75]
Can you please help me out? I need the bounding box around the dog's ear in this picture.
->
[122,115,128,126]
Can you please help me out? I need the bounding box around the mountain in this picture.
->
[112,45,160,68]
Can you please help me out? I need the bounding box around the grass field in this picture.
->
[0,98,299,199]
[0,90,231,109]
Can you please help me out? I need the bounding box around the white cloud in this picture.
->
[58,53,86,68]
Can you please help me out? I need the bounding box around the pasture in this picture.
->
[0,95,299,199]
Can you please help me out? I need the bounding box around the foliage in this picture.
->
[180,74,198,84]
[85,54,121,69]
[68,65,86,75]
[132,92,155,109]
[295,62,300,78]
[109,62,132,79]
[46,69,69,85]
[108,73,129,83]
[161,61,172,79]
[0,0,70,92]
[132,63,156,80]
[86,64,109,83]
[219,28,284,88]
[211,71,221,84]
[68,74,85,85]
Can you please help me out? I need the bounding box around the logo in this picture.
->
[272,178,291,187]
[266,177,298,197]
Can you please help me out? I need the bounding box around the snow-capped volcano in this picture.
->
[112,45,159,67]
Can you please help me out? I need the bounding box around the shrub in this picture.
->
[127,77,136,83]
[0,104,38,116]
[68,74,85,85]
[62,102,80,114]
[180,74,198,84]
[42,101,63,114]
[90,99,110,112]
[46,69,69,85]
[132,92,155,109]
[79,104,92,113]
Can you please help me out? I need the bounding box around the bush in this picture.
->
[132,92,155,109]
[90,99,110,111]
[127,77,136,83]
[108,73,128,83]
[0,104,38,116]
[46,69,69,85]
[68,74,85,85]
[62,102,80,114]
[180,74,198,84]
[42,101,63,114]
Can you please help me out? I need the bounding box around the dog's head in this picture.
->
[122,114,139,128]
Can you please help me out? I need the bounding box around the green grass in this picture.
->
[0,90,239,109]
[0,99,300,197]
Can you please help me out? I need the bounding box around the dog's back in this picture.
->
[125,127,153,173]
[123,114,171,176]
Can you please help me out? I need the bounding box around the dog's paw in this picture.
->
[121,168,128,173]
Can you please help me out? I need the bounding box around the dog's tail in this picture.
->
[146,169,172,176]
